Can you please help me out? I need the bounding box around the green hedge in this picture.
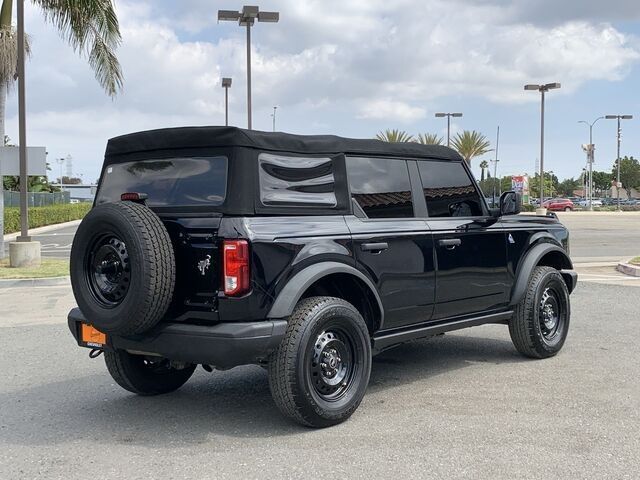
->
[3,203,92,234]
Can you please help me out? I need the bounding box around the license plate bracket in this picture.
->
[80,323,107,348]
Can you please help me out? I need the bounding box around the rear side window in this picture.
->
[258,153,338,207]
[346,157,414,218]
[417,160,483,217]
[96,157,227,207]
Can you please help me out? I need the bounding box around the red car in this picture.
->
[542,198,574,211]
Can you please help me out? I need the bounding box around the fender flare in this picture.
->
[509,243,574,306]
[267,261,384,325]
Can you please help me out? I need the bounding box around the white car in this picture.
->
[577,199,602,207]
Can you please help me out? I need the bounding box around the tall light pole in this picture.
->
[491,125,500,206]
[221,77,232,126]
[16,0,29,242]
[218,6,279,130]
[435,112,462,147]
[57,157,65,191]
[524,82,561,209]
[271,106,277,132]
[605,114,633,210]
[578,117,604,211]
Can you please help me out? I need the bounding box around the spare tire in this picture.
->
[70,201,176,336]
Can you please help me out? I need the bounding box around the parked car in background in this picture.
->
[601,197,617,206]
[576,198,602,207]
[543,198,574,211]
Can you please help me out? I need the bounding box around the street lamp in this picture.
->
[605,114,633,210]
[434,112,462,147]
[56,157,65,191]
[524,82,561,210]
[271,106,277,132]
[217,6,279,130]
[578,116,604,211]
[221,77,232,126]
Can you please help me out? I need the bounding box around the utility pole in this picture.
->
[605,115,633,210]
[579,117,603,211]
[218,6,279,130]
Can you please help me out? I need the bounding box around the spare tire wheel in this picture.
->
[70,201,176,336]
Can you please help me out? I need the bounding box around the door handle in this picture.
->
[438,238,462,250]
[361,242,389,253]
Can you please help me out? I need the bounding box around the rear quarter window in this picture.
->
[96,157,227,207]
[258,153,346,209]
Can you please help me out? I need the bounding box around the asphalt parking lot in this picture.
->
[1,212,639,479]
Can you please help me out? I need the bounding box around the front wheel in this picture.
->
[105,350,196,395]
[564,207,571,212]
[268,296,372,428]
[509,266,570,359]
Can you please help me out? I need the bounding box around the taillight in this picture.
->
[223,240,250,296]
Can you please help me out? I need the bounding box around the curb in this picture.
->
[0,276,70,288]
[617,260,640,277]
[3,219,82,243]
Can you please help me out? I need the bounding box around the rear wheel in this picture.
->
[268,296,371,428]
[564,206,571,211]
[509,266,570,359]
[105,350,196,395]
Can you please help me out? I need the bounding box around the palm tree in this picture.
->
[479,160,489,181]
[415,133,443,145]
[376,129,413,143]
[0,0,123,143]
[451,130,492,166]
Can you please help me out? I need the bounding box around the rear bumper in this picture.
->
[67,308,287,369]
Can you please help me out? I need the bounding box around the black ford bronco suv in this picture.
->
[68,126,577,428]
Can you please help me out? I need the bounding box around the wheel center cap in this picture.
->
[321,348,340,376]
[543,304,556,329]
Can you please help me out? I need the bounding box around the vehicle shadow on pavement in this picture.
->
[1,331,523,445]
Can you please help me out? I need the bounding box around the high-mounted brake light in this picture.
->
[223,240,250,296]
[120,192,148,202]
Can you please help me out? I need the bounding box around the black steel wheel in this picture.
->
[105,350,196,396]
[509,266,571,358]
[86,234,131,308]
[268,296,371,428]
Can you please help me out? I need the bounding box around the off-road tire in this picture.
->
[268,296,371,428]
[105,350,196,395]
[70,201,175,336]
[509,266,570,359]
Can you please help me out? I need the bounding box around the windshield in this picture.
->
[96,157,227,207]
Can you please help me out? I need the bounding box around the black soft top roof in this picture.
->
[105,126,462,162]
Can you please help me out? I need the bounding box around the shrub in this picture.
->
[3,203,92,234]
[520,204,535,212]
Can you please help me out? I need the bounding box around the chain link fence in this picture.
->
[3,190,70,208]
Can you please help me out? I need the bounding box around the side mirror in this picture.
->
[500,191,521,216]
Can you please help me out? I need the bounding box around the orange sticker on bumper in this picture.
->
[81,323,107,346]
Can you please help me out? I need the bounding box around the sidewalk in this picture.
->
[2,219,81,243]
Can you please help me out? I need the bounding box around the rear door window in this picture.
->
[96,157,227,207]
[346,157,414,218]
[417,160,484,217]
